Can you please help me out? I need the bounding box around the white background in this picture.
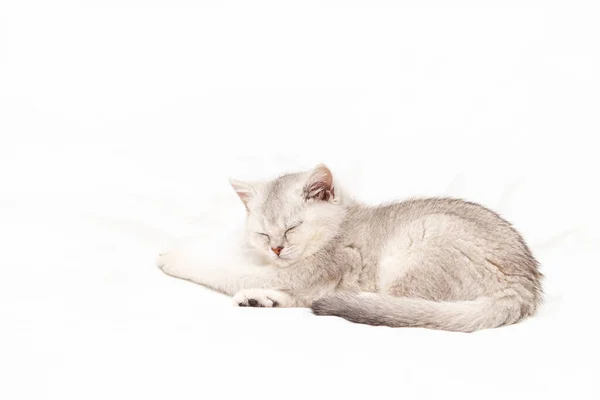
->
[1,1,599,399]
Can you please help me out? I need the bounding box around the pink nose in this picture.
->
[271,247,283,256]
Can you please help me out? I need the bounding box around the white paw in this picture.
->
[156,250,195,280]
[233,289,291,308]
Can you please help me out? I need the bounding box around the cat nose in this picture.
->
[271,246,283,256]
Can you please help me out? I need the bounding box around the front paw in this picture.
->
[156,250,193,280]
[233,289,290,308]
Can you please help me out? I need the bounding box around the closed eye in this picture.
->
[284,222,303,237]
[256,232,270,239]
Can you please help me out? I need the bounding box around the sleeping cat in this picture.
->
[157,164,542,332]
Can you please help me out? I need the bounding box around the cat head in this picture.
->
[229,164,346,267]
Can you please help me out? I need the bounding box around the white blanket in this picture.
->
[1,2,598,399]
[1,151,597,399]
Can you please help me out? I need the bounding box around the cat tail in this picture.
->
[311,290,534,333]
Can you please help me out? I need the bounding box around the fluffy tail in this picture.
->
[311,290,535,333]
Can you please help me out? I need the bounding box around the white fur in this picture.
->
[158,165,542,332]
[232,289,293,307]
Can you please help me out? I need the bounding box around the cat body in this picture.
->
[158,165,542,332]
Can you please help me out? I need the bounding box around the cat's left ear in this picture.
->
[304,163,335,202]
[229,178,255,210]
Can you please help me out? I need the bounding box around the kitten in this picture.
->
[157,164,542,332]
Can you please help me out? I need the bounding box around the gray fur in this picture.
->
[168,164,542,332]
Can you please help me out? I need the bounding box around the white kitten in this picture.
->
[158,164,542,332]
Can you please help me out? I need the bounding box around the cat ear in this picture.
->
[304,163,335,202]
[229,178,255,209]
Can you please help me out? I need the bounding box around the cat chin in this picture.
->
[269,257,297,268]
[250,249,298,268]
